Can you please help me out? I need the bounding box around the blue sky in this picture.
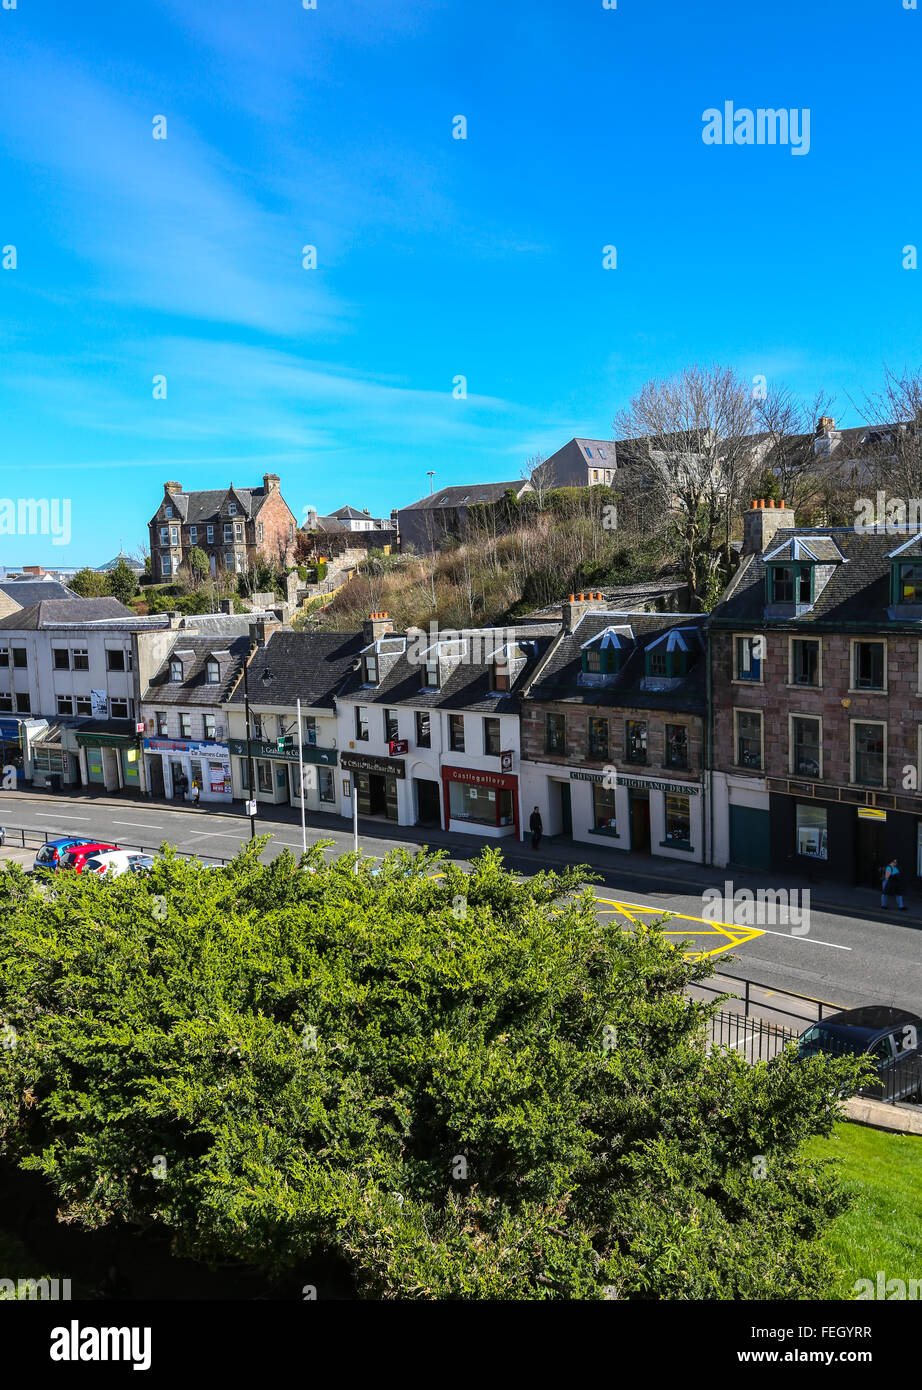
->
[1,0,920,565]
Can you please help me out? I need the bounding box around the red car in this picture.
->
[58,842,118,873]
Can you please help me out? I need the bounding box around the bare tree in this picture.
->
[521,452,555,509]
[615,365,759,602]
[753,384,837,503]
[857,365,922,498]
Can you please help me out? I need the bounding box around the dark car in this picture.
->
[33,836,96,873]
[798,1006,922,1103]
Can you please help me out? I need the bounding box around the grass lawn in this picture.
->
[806,1121,922,1298]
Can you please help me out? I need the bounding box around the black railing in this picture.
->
[0,824,237,867]
[693,969,838,1024]
[709,1009,799,1062]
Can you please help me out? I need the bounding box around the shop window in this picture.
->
[663,794,691,850]
[156,711,168,736]
[484,717,501,756]
[588,717,609,759]
[792,716,821,778]
[734,636,762,681]
[73,649,89,671]
[665,724,688,769]
[791,639,819,686]
[796,803,828,859]
[240,759,250,791]
[449,714,465,752]
[12,648,27,669]
[853,722,885,787]
[591,782,617,836]
[56,695,73,715]
[33,748,65,773]
[384,709,399,743]
[735,710,762,769]
[319,768,335,802]
[545,712,566,755]
[448,780,513,827]
[179,713,192,738]
[625,719,647,764]
[53,649,70,670]
[415,710,431,748]
[257,761,273,792]
[853,642,885,691]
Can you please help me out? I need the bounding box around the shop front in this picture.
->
[342,751,405,822]
[230,737,338,808]
[561,768,703,862]
[28,721,80,789]
[76,724,144,794]
[441,765,519,838]
[145,737,232,803]
[0,717,26,784]
[767,787,922,888]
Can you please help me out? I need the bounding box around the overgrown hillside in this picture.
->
[306,485,680,631]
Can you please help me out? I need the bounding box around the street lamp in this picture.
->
[241,650,275,842]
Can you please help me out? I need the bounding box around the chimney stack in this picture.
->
[563,591,606,632]
[362,611,394,644]
[742,498,796,555]
[815,416,835,436]
[164,480,182,494]
[263,473,281,493]
[249,617,280,647]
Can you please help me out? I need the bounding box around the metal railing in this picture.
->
[0,823,237,867]
[693,969,838,1023]
[709,1009,799,1062]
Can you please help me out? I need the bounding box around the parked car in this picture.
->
[128,855,155,877]
[33,836,97,873]
[83,850,152,879]
[798,1006,922,1103]
[58,842,118,874]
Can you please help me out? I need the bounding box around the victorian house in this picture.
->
[148,475,298,582]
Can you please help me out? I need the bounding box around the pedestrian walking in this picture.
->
[190,781,200,806]
[881,857,906,910]
[529,806,543,850]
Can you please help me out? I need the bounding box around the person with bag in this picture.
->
[881,857,906,910]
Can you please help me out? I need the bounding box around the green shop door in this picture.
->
[729,805,771,872]
[122,748,140,790]
[86,749,105,785]
[559,782,572,837]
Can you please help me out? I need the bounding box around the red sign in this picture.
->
[389,739,409,756]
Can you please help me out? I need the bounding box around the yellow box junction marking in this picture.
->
[594,896,764,961]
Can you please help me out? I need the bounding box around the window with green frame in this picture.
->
[768,564,813,605]
[582,643,618,675]
[644,645,688,678]
[894,561,922,603]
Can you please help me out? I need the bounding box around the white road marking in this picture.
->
[41,815,90,822]
[112,821,159,829]
[742,927,851,951]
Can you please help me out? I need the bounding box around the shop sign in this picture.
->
[569,768,700,796]
[145,738,227,756]
[342,752,405,779]
[857,807,887,821]
[443,765,517,790]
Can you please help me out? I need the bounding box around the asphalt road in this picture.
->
[2,793,920,1023]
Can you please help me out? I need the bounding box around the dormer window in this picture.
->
[169,660,182,682]
[364,652,378,684]
[423,658,439,689]
[228,501,237,515]
[644,646,688,679]
[897,562,922,603]
[206,660,220,683]
[769,564,812,605]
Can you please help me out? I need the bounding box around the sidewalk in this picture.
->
[3,787,915,927]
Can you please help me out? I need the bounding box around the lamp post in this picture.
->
[241,647,275,841]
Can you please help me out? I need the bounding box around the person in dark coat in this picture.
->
[881,857,906,910]
[529,806,543,850]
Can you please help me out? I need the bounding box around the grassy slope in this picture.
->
[806,1122,922,1298]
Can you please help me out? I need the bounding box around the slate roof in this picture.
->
[143,635,250,706]
[525,611,708,713]
[0,598,134,630]
[225,630,367,709]
[400,481,531,511]
[0,579,79,605]
[156,482,285,526]
[181,613,277,636]
[710,527,921,629]
[337,624,559,714]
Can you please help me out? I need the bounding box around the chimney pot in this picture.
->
[767,498,775,508]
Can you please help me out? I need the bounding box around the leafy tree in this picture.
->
[0,846,864,1299]
[106,558,139,606]
[69,567,109,598]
